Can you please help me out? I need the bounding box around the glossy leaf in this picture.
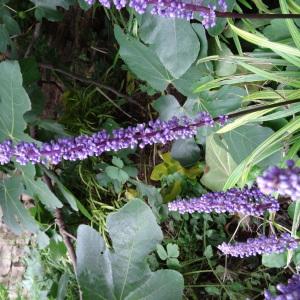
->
[76,200,184,300]
[0,61,31,142]
[0,176,38,234]
[114,26,172,91]
[140,13,200,78]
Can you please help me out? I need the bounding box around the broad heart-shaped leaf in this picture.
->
[76,200,184,300]
[140,13,200,78]
[20,165,62,211]
[185,86,245,118]
[0,176,38,234]
[0,61,31,142]
[114,26,173,91]
[201,134,237,191]
[222,124,281,167]
[172,65,213,97]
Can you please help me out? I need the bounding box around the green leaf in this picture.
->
[201,134,237,191]
[106,166,129,184]
[204,245,213,259]
[215,42,237,76]
[57,273,69,300]
[166,243,179,258]
[0,24,10,53]
[112,156,124,168]
[0,176,38,234]
[76,200,184,300]
[133,180,164,220]
[157,244,168,260]
[171,138,201,168]
[222,124,281,167]
[19,57,41,87]
[262,252,288,268]
[186,86,245,117]
[173,65,213,97]
[114,25,172,91]
[3,15,20,35]
[152,95,183,121]
[42,167,78,211]
[0,61,31,142]
[140,13,200,78]
[20,165,63,211]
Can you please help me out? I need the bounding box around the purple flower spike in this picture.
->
[218,233,298,258]
[265,274,300,300]
[168,186,279,216]
[0,140,13,165]
[84,0,228,28]
[257,160,300,201]
[0,112,214,166]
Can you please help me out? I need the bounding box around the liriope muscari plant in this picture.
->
[168,186,280,216]
[0,112,215,166]
[257,160,300,201]
[265,274,300,300]
[217,233,298,258]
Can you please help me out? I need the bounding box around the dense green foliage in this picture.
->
[0,0,300,299]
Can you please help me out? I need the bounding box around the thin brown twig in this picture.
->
[43,174,77,270]
[39,63,146,112]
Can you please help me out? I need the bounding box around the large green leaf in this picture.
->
[0,61,31,142]
[140,13,200,78]
[201,134,237,191]
[114,26,172,91]
[0,24,9,53]
[173,65,213,97]
[185,86,245,117]
[0,176,38,234]
[222,124,281,167]
[76,200,184,300]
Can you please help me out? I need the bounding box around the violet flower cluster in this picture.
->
[257,160,300,201]
[265,274,300,300]
[168,186,279,216]
[0,113,214,166]
[217,233,298,258]
[84,0,228,28]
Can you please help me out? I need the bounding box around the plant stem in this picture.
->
[182,4,300,19]
[43,175,77,269]
[216,98,300,122]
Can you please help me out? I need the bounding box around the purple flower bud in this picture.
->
[0,112,214,166]
[168,186,279,216]
[265,274,300,300]
[218,233,298,258]
[257,160,300,201]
